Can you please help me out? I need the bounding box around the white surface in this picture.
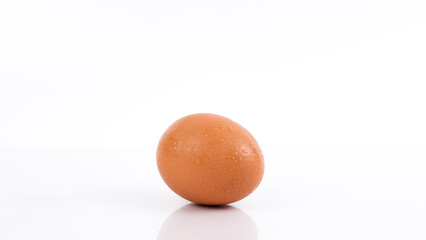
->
[0,148,425,239]
[1,0,426,239]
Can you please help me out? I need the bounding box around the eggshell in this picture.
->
[157,113,264,205]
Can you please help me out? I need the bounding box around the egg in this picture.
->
[157,113,264,205]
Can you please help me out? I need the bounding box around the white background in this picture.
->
[1,0,425,239]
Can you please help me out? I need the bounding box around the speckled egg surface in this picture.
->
[156,113,264,205]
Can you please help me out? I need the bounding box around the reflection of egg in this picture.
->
[157,113,264,205]
[157,204,258,240]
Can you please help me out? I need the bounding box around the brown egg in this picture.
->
[157,113,264,205]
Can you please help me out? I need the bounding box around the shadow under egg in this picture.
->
[157,203,258,240]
